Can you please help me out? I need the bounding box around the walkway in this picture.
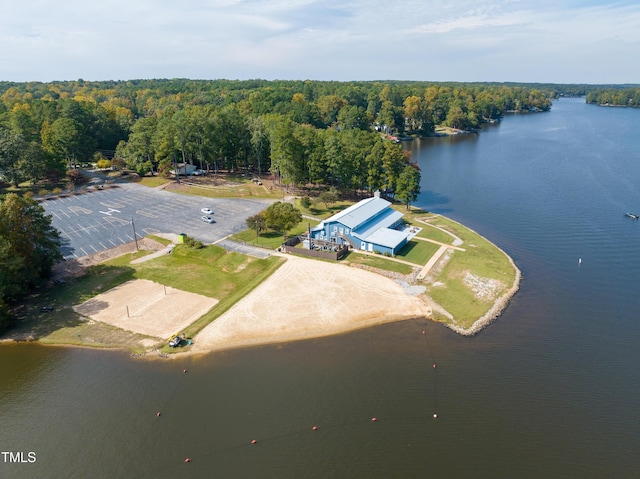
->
[413,237,466,280]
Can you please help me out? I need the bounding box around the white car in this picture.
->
[201,216,215,224]
[201,208,214,215]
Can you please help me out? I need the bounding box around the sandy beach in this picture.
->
[191,254,431,354]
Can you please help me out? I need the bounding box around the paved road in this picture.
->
[41,183,271,260]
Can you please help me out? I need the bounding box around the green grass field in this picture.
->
[416,213,518,329]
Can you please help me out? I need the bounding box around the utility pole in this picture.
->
[131,218,139,251]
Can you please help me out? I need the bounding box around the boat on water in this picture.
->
[624,213,639,219]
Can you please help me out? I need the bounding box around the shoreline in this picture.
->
[187,254,432,356]
[427,215,522,337]
[1,217,521,355]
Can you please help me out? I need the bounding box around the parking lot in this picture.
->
[41,183,271,260]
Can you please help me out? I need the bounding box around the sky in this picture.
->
[1,0,639,84]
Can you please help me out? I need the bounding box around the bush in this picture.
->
[184,236,204,249]
[300,196,312,209]
[96,159,111,169]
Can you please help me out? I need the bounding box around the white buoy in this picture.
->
[578,258,582,265]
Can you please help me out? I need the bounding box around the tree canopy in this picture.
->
[263,202,302,237]
[0,193,62,331]
[0,79,562,195]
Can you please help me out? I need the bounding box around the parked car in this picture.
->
[201,208,214,215]
[201,216,215,224]
[168,335,181,347]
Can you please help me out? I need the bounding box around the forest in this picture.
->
[585,86,640,107]
[0,79,557,198]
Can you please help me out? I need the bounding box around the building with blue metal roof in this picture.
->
[309,193,410,256]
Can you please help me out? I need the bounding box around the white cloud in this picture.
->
[0,0,639,82]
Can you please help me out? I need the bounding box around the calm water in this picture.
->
[2,98,640,478]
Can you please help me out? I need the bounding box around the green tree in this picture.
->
[318,188,339,209]
[263,201,302,239]
[246,212,267,245]
[42,117,81,168]
[337,105,368,131]
[247,116,269,176]
[0,194,62,330]
[395,164,422,209]
[124,116,158,174]
[0,127,26,187]
[300,196,312,210]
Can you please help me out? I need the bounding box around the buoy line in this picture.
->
[414,318,439,419]
[147,326,442,470]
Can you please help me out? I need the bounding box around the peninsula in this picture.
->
[1,179,520,355]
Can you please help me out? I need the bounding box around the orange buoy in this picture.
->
[371,417,377,422]
[184,458,191,463]
[312,426,318,431]
[251,439,257,444]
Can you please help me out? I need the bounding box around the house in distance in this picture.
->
[309,192,411,256]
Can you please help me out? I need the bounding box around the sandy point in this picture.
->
[192,254,430,354]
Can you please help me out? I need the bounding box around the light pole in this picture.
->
[131,218,139,251]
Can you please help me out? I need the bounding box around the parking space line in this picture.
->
[68,206,93,215]
[136,210,158,218]
[99,201,125,209]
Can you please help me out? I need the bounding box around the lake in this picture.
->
[1,98,640,478]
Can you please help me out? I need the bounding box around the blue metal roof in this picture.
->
[327,196,391,229]
[361,227,410,249]
[352,208,404,239]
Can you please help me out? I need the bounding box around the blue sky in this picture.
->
[1,0,639,83]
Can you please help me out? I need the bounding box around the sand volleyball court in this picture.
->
[73,279,218,338]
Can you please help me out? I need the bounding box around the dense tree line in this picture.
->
[0,194,62,331]
[1,79,558,199]
[585,87,640,107]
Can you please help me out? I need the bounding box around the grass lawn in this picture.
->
[419,214,517,329]
[137,176,172,188]
[396,240,441,265]
[168,175,283,200]
[293,199,355,220]
[341,252,415,274]
[231,219,320,250]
